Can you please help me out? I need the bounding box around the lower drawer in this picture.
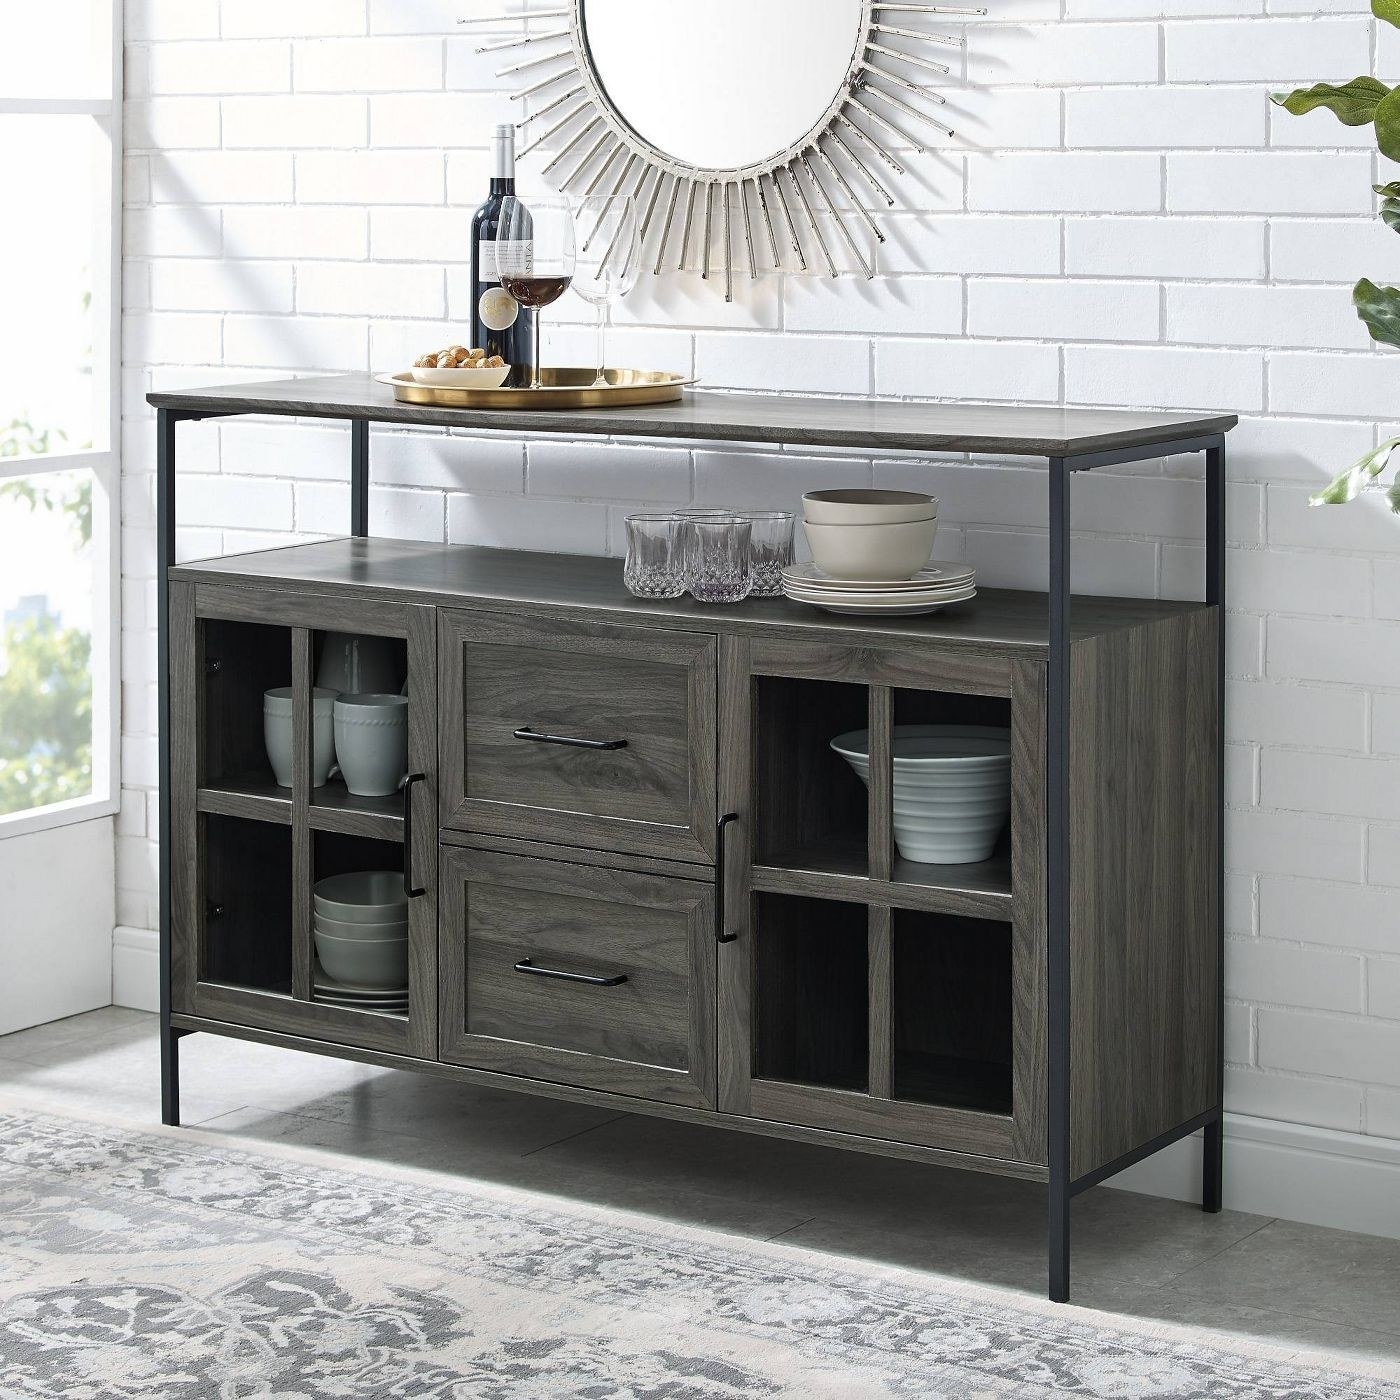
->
[438,845,717,1107]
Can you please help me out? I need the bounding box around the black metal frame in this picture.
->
[1045,432,1227,1301]
[155,408,1227,1303]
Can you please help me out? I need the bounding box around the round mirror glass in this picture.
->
[579,0,865,172]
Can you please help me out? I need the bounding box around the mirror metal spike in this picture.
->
[754,176,782,268]
[655,174,683,276]
[786,167,837,278]
[802,153,873,279]
[738,180,758,279]
[679,179,700,272]
[493,0,983,283]
[768,171,806,271]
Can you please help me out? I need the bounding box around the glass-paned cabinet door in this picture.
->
[169,582,437,1060]
[717,635,1047,1167]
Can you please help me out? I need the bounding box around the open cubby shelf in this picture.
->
[202,813,293,995]
[892,910,1014,1118]
[755,893,869,1094]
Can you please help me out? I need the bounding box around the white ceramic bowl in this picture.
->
[802,489,938,526]
[313,870,408,922]
[314,912,408,942]
[803,518,939,582]
[410,365,511,388]
[831,724,1012,865]
[314,931,409,989]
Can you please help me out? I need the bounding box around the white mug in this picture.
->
[263,687,337,789]
[333,694,408,797]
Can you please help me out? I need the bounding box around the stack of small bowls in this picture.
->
[312,871,409,1010]
[784,490,976,617]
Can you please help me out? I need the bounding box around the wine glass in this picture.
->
[572,195,641,388]
[496,195,576,391]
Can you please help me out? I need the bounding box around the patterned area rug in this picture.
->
[0,1104,1396,1399]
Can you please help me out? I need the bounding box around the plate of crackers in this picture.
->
[410,344,511,388]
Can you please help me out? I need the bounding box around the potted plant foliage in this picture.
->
[1272,0,1400,512]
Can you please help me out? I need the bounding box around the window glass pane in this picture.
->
[0,117,98,462]
[0,7,98,98]
[0,468,95,816]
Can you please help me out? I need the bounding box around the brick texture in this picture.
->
[121,0,1400,1143]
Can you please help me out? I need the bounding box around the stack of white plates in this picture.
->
[830,724,1012,865]
[312,870,409,1011]
[782,562,977,617]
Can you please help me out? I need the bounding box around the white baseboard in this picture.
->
[1106,1112,1400,1240]
[106,926,1400,1240]
[112,926,158,1013]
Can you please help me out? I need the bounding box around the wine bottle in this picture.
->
[470,123,534,386]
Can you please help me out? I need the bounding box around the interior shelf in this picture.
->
[196,774,292,824]
[892,910,1013,1118]
[753,676,869,879]
[202,813,293,996]
[309,781,404,839]
[755,893,868,1093]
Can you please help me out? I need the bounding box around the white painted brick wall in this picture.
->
[121,0,1400,1144]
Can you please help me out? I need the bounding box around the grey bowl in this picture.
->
[313,931,408,990]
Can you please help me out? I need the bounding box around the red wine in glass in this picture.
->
[499,274,572,309]
[495,196,576,390]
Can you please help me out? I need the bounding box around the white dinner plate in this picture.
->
[781,562,974,593]
[785,583,978,606]
[789,588,977,617]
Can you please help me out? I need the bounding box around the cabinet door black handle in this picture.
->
[717,811,740,944]
[514,958,628,988]
[403,772,426,898]
[513,726,628,752]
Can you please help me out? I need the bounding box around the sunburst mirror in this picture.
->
[461,1,985,299]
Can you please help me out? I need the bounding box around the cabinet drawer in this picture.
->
[439,611,717,863]
[439,845,716,1107]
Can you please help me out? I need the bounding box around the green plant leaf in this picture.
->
[1354,277,1400,347]
[1376,0,1400,30]
[1376,182,1400,197]
[1375,86,1400,158]
[1310,436,1400,507]
[1388,480,1400,515]
[1271,76,1391,125]
[1382,197,1400,232]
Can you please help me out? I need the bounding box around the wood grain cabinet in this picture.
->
[438,610,717,863]
[167,542,1217,1224]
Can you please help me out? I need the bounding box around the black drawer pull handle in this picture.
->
[717,811,740,945]
[514,958,628,988]
[403,772,426,898]
[513,726,628,752]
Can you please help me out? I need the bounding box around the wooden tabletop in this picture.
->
[171,537,1214,656]
[148,374,1236,458]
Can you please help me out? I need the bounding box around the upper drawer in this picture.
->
[438,611,717,863]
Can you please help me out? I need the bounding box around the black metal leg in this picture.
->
[157,408,180,1128]
[1205,437,1227,1213]
[1202,1115,1224,1213]
[1047,457,1072,1302]
[351,419,369,536]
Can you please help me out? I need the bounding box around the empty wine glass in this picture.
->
[572,195,641,387]
[496,195,576,391]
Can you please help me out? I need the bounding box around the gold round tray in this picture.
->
[376,368,695,411]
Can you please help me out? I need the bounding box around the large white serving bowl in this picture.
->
[410,364,511,388]
[803,489,938,526]
[803,518,938,582]
[314,912,408,942]
[313,870,408,923]
[831,724,1012,865]
[313,931,409,989]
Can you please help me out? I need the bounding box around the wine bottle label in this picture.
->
[479,286,519,332]
[478,239,533,285]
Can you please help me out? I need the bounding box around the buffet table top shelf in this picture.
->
[149,374,1236,459]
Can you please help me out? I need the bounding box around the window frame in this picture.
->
[0,0,122,837]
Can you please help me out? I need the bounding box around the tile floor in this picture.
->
[3,1008,1399,1371]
